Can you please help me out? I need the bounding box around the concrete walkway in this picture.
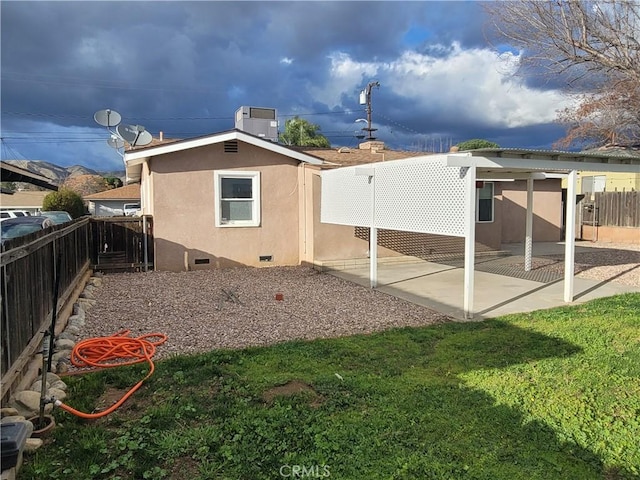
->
[329,242,640,320]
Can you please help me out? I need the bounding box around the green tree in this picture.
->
[104,176,123,189]
[42,188,86,218]
[456,139,500,151]
[279,117,331,147]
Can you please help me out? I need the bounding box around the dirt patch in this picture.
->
[262,380,322,407]
[94,386,131,414]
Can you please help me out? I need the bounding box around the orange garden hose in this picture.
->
[54,330,167,419]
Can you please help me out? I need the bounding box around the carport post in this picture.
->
[564,170,577,302]
[524,177,534,271]
[355,166,377,288]
[463,166,477,319]
[369,227,378,288]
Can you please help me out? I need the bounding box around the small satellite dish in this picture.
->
[116,124,153,147]
[107,135,125,149]
[94,109,122,128]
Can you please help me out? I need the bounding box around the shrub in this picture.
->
[42,187,86,218]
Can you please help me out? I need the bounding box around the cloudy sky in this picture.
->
[1,1,574,172]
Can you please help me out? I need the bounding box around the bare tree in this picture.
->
[486,0,640,148]
[555,78,640,148]
[486,0,640,86]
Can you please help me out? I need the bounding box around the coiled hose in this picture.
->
[55,330,167,419]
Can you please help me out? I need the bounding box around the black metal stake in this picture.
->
[47,250,62,372]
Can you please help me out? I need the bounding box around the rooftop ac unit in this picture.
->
[235,106,278,142]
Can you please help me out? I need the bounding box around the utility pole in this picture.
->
[359,81,380,140]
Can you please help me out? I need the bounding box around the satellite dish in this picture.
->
[107,135,125,149]
[135,130,153,146]
[116,124,153,147]
[94,109,122,128]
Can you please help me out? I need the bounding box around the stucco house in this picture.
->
[123,129,564,272]
[0,190,50,215]
[84,183,141,217]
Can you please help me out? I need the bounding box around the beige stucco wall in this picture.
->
[500,179,563,244]
[150,142,302,271]
[581,225,640,244]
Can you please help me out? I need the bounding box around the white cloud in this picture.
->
[280,57,294,65]
[313,43,573,129]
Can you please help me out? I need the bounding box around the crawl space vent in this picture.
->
[224,140,239,153]
[194,258,210,265]
[259,255,273,262]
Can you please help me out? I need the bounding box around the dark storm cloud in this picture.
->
[1,1,573,170]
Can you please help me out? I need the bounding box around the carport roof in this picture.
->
[448,148,640,174]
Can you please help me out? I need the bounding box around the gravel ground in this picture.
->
[543,243,639,286]
[81,242,638,360]
[82,267,449,360]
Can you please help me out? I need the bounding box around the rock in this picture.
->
[52,351,70,364]
[77,298,97,309]
[64,324,81,336]
[55,338,76,351]
[80,290,95,300]
[29,381,50,393]
[39,372,60,384]
[68,314,85,328]
[0,415,26,424]
[0,407,19,418]
[58,331,78,341]
[24,438,43,453]
[50,380,67,391]
[12,391,52,416]
[55,361,69,374]
[72,303,86,319]
[47,388,66,402]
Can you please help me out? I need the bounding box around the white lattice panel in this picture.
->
[321,157,469,236]
[374,158,467,236]
[321,167,373,226]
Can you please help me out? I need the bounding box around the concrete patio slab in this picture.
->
[329,253,639,321]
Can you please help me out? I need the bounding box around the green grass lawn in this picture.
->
[20,293,640,480]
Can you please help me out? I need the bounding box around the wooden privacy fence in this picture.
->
[582,191,640,227]
[1,218,91,402]
[1,216,154,403]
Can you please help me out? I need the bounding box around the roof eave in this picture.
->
[123,130,324,166]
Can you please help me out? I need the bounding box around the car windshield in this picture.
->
[41,211,72,224]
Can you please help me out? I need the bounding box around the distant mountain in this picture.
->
[3,160,124,186]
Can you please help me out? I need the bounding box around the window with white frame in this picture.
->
[476,182,494,223]
[214,170,261,227]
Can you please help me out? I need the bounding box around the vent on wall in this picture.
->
[194,258,210,265]
[259,255,273,262]
[224,140,239,153]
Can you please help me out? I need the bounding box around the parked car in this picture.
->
[0,210,32,221]
[39,210,73,225]
[1,216,54,243]
[123,203,141,216]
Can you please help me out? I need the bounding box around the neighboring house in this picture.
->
[124,129,565,272]
[0,190,50,215]
[566,146,640,193]
[84,184,141,217]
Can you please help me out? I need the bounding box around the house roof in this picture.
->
[298,144,427,168]
[0,190,50,208]
[83,183,140,201]
[123,129,324,183]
